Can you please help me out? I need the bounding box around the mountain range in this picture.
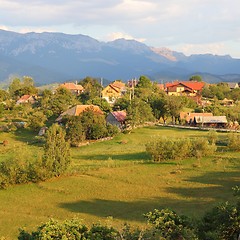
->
[0,29,240,86]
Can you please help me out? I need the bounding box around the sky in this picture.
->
[1,0,240,58]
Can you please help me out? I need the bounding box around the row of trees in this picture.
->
[18,187,240,239]
[202,82,240,101]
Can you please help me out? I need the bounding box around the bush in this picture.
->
[146,137,216,162]
[227,133,240,151]
[144,209,198,240]
[18,219,88,240]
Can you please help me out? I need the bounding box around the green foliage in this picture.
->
[28,111,47,132]
[198,201,240,240]
[42,124,71,177]
[113,97,130,111]
[144,209,198,240]
[207,130,218,145]
[0,89,10,101]
[146,137,216,162]
[65,116,86,146]
[87,97,112,113]
[150,94,169,122]
[78,77,102,103]
[202,82,231,100]
[46,87,78,115]
[8,76,38,99]
[126,98,155,128]
[18,219,88,240]
[189,75,203,82]
[226,133,240,151]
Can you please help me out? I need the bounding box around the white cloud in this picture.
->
[106,32,146,42]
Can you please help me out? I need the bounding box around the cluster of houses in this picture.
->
[15,79,240,131]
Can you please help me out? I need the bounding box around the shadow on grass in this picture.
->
[59,196,209,222]
[72,152,150,162]
[59,168,240,222]
[13,128,38,143]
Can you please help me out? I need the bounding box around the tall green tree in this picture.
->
[42,124,71,177]
[189,75,203,82]
[79,76,102,103]
[8,76,38,98]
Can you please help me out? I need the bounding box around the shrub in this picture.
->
[227,133,240,151]
[144,208,198,240]
[146,137,216,162]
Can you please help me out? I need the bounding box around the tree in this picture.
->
[135,75,154,102]
[79,76,102,103]
[87,97,112,113]
[42,124,71,177]
[8,76,38,98]
[126,98,155,128]
[80,107,107,140]
[189,75,203,82]
[167,95,184,123]
[0,89,10,101]
[65,116,86,146]
[150,94,169,123]
[47,87,79,115]
[28,111,47,132]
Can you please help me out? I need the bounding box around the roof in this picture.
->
[18,95,32,101]
[180,112,213,122]
[194,116,228,124]
[111,81,126,89]
[111,111,126,122]
[166,81,205,91]
[60,82,84,91]
[16,95,36,103]
[56,105,103,121]
[157,84,165,90]
[227,82,239,89]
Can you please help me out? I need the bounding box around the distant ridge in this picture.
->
[0,29,240,85]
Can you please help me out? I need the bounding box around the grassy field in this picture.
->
[0,126,239,239]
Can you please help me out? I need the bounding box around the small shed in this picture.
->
[106,111,126,129]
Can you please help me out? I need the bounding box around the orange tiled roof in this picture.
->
[60,82,84,91]
[166,81,205,91]
[18,95,31,101]
[111,81,126,89]
[56,104,103,122]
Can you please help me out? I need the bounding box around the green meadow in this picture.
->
[0,126,239,239]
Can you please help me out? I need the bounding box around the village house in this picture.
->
[227,82,239,90]
[106,111,126,130]
[60,82,84,96]
[56,104,103,122]
[101,81,126,104]
[221,98,235,107]
[180,112,213,124]
[16,95,37,105]
[193,116,228,128]
[165,81,205,104]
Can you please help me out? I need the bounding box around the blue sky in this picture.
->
[1,0,240,58]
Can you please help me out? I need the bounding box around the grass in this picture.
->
[0,126,239,239]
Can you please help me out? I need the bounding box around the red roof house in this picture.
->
[60,82,84,95]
